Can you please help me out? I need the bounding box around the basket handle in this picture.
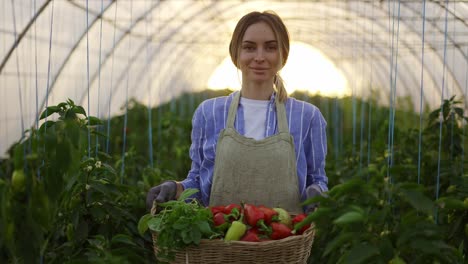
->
[151,200,158,216]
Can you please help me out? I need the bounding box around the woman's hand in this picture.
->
[304,184,324,213]
[146,181,185,211]
[146,181,177,210]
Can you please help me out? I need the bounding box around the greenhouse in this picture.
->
[0,0,467,263]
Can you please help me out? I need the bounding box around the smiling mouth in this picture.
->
[251,69,267,75]
[251,68,268,72]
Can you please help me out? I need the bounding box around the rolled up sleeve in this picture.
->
[305,107,328,192]
[180,104,206,200]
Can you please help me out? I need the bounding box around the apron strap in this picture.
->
[226,91,289,134]
[275,96,289,134]
[226,92,241,129]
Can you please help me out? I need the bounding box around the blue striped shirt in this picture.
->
[180,91,328,206]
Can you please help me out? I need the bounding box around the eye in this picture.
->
[243,46,255,51]
[266,45,277,51]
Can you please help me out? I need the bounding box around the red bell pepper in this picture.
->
[243,204,265,227]
[223,203,242,215]
[209,205,226,215]
[240,227,261,242]
[258,205,279,224]
[223,203,242,220]
[270,222,292,240]
[292,213,311,235]
[213,212,226,226]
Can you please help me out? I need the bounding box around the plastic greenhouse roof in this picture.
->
[1,0,468,157]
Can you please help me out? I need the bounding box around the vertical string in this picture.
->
[45,0,54,130]
[449,1,456,161]
[351,4,357,159]
[146,0,154,168]
[95,0,104,157]
[359,1,366,173]
[156,6,162,166]
[34,0,39,132]
[11,0,26,216]
[367,1,376,182]
[333,97,339,163]
[11,0,25,138]
[435,0,450,223]
[417,0,427,185]
[390,0,401,183]
[41,1,54,263]
[106,1,118,154]
[1,0,6,157]
[338,0,344,163]
[120,1,133,182]
[386,0,395,182]
[462,45,468,176]
[86,0,91,158]
[33,0,41,183]
[387,0,401,186]
[332,0,338,165]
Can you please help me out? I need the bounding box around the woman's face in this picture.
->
[239,22,280,84]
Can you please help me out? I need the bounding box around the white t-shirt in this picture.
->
[239,97,269,140]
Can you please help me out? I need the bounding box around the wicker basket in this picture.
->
[151,222,315,264]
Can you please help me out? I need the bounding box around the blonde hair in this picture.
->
[229,10,289,102]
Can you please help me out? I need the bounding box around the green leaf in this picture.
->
[347,205,365,215]
[91,130,108,138]
[172,219,189,230]
[86,116,103,126]
[90,181,120,196]
[324,232,355,256]
[13,143,24,169]
[111,234,137,246]
[389,256,407,264]
[343,243,379,264]
[74,106,87,116]
[399,188,434,215]
[454,107,464,117]
[189,229,202,245]
[196,221,212,235]
[75,220,89,242]
[138,214,153,236]
[178,188,199,201]
[328,178,366,198]
[102,163,117,175]
[40,106,61,119]
[56,139,72,171]
[333,211,364,225]
[89,206,107,220]
[39,120,56,133]
[57,102,67,108]
[147,217,163,232]
[409,239,448,255]
[437,197,467,210]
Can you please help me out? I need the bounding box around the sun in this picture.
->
[207,41,349,97]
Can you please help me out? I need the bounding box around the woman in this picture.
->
[146,10,328,214]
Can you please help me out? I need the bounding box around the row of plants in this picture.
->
[0,90,466,263]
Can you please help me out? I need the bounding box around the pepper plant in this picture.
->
[0,99,153,263]
[306,96,467,263]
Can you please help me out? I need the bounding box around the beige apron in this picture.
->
[209,92,303,214]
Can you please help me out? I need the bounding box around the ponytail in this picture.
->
[274,74,288,102]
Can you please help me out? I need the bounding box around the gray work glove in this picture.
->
[304,184,323,214]
[146,181,177,211]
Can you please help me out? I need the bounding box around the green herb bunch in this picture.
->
[139,189,221,262]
